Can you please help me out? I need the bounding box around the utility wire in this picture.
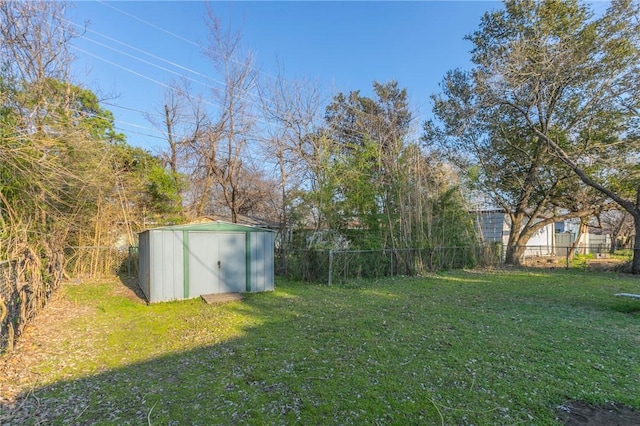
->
[96,0,201,48]
[85,1,409,128]
[76,34,225,98]
[68,4,420,157]
[71,45,175,92]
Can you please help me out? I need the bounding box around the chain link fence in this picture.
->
[277,244,635,284]
[110,243,636,286]
[63,246,131,278]
[0,249,64,354]
[519,245,633,270]
[277,245,503,284]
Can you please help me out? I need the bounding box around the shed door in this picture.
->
[188,232,246,297]
[218,233,246,293]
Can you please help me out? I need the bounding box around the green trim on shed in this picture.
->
[245,233,251,292]
[183,230,190,298]
[140,221,274,301]
[154,221,274,233]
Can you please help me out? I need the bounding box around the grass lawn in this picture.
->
[1,269,639,425]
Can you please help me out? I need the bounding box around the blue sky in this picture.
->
[68,1,502,151]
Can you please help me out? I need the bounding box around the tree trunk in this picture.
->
[632,215,640,274]
[504,213,524,265]
[609,229,619,254]
[505,243,526,266]
[569,219,587,258]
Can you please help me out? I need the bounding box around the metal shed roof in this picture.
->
[144,221,275,233]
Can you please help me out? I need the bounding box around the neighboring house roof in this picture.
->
[468,209,506,214]
[142,220,274,233]
[191,214,279,229]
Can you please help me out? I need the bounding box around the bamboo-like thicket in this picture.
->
[0,1,115,352]
[0,1,180,352]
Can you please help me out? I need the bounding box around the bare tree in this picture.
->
[198,7,258,223]
[145,81,208,217]
[599,210,635,253]
[258,72,323,261]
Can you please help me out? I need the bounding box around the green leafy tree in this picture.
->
[467,0,640,271]
[426,0,624,265]
[309,81,475,251]
[321,82,410,248]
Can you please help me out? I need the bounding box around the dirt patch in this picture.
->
[522,256,629,271]
[0,287,94,404]
[0,277,142,406]
[556,401,640,426]
[585,258,629,272]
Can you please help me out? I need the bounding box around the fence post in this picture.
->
[328,250,333,286]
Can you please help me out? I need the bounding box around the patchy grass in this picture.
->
[612,249,634,260]
[1,270,639,425]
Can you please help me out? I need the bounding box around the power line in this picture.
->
[113,126,165,142]
[71,43,274,130]
[95,0,201,48]
[71,45,175,92]
[85,0,396,127]
[69,4,419,153]
[101,101,164,119]
[76,34,225,98]
[71,45,227,119]
[74,31,270,115]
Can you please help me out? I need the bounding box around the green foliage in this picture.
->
[427,0,640,265]
[299,81,475,252]
[431,187,478,247]
[111,144,185,227]
[335,138,384,237]
[571,253,595,269]
[35,78,125,143]
[147,164,183,215]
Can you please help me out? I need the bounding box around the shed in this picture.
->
[138,221,275,303]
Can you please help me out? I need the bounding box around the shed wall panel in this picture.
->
[138,231,151,301]
[265,233,275,291]
[250,233,263,292]
[250,232,274,292]
[150,230,184,302]
[188,232,218,297]
[218,233,246,293]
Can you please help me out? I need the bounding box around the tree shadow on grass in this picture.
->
[2,276,640,425]
[116,273,148,304]
[116,254,147,304]
[0,305,309,425]
[1,342,262,424]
